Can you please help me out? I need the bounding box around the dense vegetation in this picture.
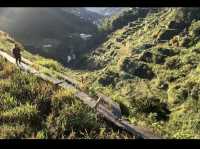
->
[1,7,200,139]
[80,8,200,139]
[0,57,133,139]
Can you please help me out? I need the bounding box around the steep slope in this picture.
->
[0,56,134,139]
[2,7,200,139]
[79,7,200,139]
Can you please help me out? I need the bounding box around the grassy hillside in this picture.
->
[0,57,134,139]
[77,8,200,139]
[1,7,200,139]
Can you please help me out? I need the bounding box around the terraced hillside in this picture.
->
[80,8,200,139]
[1,7,200,139]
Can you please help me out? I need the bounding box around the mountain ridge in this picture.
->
[1,7,200,139]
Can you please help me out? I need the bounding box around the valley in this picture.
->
[1,7,200,139]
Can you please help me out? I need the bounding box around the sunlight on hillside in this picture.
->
[1,7,200,139]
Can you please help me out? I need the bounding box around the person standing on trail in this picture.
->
[12,44,22,65]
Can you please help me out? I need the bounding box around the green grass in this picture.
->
[1,8,200,139]
[0,57,133,139]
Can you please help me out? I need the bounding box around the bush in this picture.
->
[117,101,130,116]
[0,103,39,125]
[0,62,16,78]
[0,80,11,92]
[153,53,166,64]
[35,130,47,139]
[181,52,200,67]
[9,72,40,103]
[165,56,181,69]
[46,101,99,138]
[166,104,200,139]
[32,82,55,117]
[185,81,200,100]
[119,71,134,80]
[190,85,200,100]
[168,85,189,104]
[98,71,120,87]
[180,37,193,47]
[120,58,154,79]
[0,93,18,111]
[139,51,153,63]
[164,70,184,82]
[36,59,65,72]
[0,124,26,139]
[156,48,176,57]
[51,88,76,114]
[131,96,170,120]
[156,80,169,90]
[189,20,200,37]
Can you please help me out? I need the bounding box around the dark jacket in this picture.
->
[12,47,21,58]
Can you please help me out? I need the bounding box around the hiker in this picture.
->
[12,44,22,65]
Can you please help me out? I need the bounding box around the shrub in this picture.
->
[119,71,134,80]
[189,20,200,37]
[36,59,65,72]
[0,80,11,93]
[166,104,200,139]
[0,103,39,125]
[181,52,200,67]
[120,58,154,79]
[190,85,200,100]
[185,81,200,101]
[165,56,181,69]
[32,82,55,117]
[164,70,184,82]
[35,130,47,139]
[152,48,179,65]
[139,51,153,63]
[156,48,176,57]
[168,84,189,104]
[0,62,16,78]
[0,93,18,111]
[98,71,120,87]
[46,101,99,138]
[0,124,26,139]
[118,101,130,116]
[131,96,170,120]
[51,88,76,114]
[191,48,200,54]
[156,79,169,90]
[9,72,40,103]
[153,54,166,64]
[180,37,193,47]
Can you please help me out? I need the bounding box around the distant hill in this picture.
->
[61,7,103,25]
[85,7,127,16]
[1,7,200,139]
[0,8,99,65]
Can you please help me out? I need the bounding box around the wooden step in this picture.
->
[97,92,122,119]
[0,49,162,139]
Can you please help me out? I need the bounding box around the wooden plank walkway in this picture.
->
[0,49,163,139]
